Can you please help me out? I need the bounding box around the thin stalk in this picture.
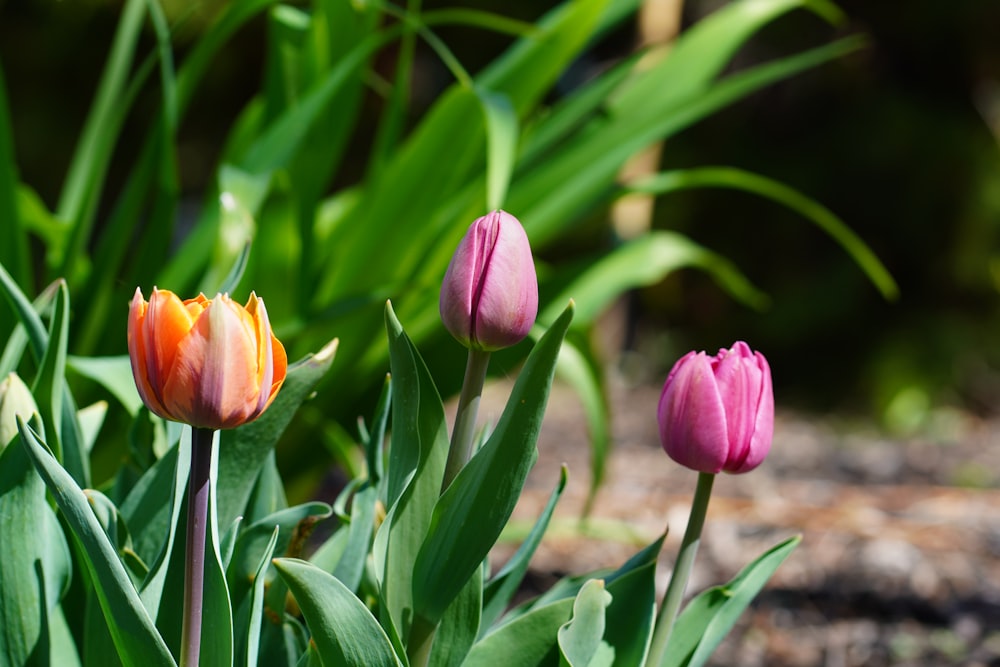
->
[647,472,716,666]
[441,347,491,491]
[180,427,215,667]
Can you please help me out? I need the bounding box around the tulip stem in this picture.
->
[181,427,214,667]
[647,471,716,667]
[442,348,491,491]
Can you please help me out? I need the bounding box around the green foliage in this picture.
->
[0,0,886,664]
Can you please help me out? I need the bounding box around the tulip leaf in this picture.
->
[0,420,73,666]
[273,558,403,667]
[216,338,339,528]
[377,300,450,639]
[464,598,575,666]
[481,465,568,631]
[476,87,517,211]
[661,535,800,667]
[68,354,144,416]
[330,482,377,593]
[513,3,862,247]
[627,168,898,300]
[244,526,279,667]
[412,301,574,624]
[17,417,177,667]
[430,567,483,667]
[558,579,614,667]
[540,231,769,327]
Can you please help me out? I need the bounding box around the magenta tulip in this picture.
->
[440,210,538,351]
[657,341,774,474]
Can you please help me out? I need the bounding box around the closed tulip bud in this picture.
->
[657,341,773,474]
[127,288,287,430]
[440,210,538,351]
[0,372,38,450]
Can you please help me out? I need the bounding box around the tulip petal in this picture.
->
[127,288,171,419]
[658,352,728,473]
[163,294,258,428]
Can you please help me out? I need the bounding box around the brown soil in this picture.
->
[483,375,1000,667]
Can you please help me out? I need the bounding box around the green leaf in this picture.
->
[476,87,518,210]
[216,339,339,528]
[558,579,614,667]
[30,280,89,486]
[68,355,144,416]
[429,567,482,667]
[540,231,768,327]
[17,418,176,666]
[627,168,898,300]
[56,0,148,279]
[245,527,279,667]
[412,302,574,624]
[0,421,73,666]
[463,598,574,667]
[481,465,568,630]
[377,301,450,638]
[330,483,377,593]
[662,535,801,667]
[273,558,403,667]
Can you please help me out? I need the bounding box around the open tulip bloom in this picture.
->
[128,288,287,430]
[128,287,287,667]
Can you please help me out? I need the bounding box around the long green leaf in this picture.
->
[245,527,279,667]
[377,301,450,638]
[628,168,898,299]
[57,0,147,278]
[18,418,176,667]
[412,302,574,624]
[273,558,402,667]
[662,535,801,667]
[0,422,73,666]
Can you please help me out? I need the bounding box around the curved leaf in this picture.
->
[412,302,573,624]
[273,558,402,667]
[627,168,898,299]
[17,418,176,667]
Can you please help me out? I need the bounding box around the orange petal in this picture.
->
[162,293,259,429]
[127,288,172,419]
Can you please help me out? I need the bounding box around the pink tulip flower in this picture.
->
[657,341,773,474]
[440,210,538,351]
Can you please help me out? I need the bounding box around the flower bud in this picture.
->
[657,341,773,474]
[439,210,538,351]
[127,288,287,430]
[0,372,38,450]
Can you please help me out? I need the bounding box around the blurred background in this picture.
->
[3,0,1000,428]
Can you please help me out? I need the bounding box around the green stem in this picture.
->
[646,472,716,666]
[441,347,491,491]
[180,427,214,667]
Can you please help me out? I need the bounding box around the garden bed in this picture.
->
[484,376,1000,667]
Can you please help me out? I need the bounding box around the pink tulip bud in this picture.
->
[657,341,773,474]
[440,210,538,351]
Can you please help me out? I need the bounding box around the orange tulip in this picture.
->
[128,288,287,429]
